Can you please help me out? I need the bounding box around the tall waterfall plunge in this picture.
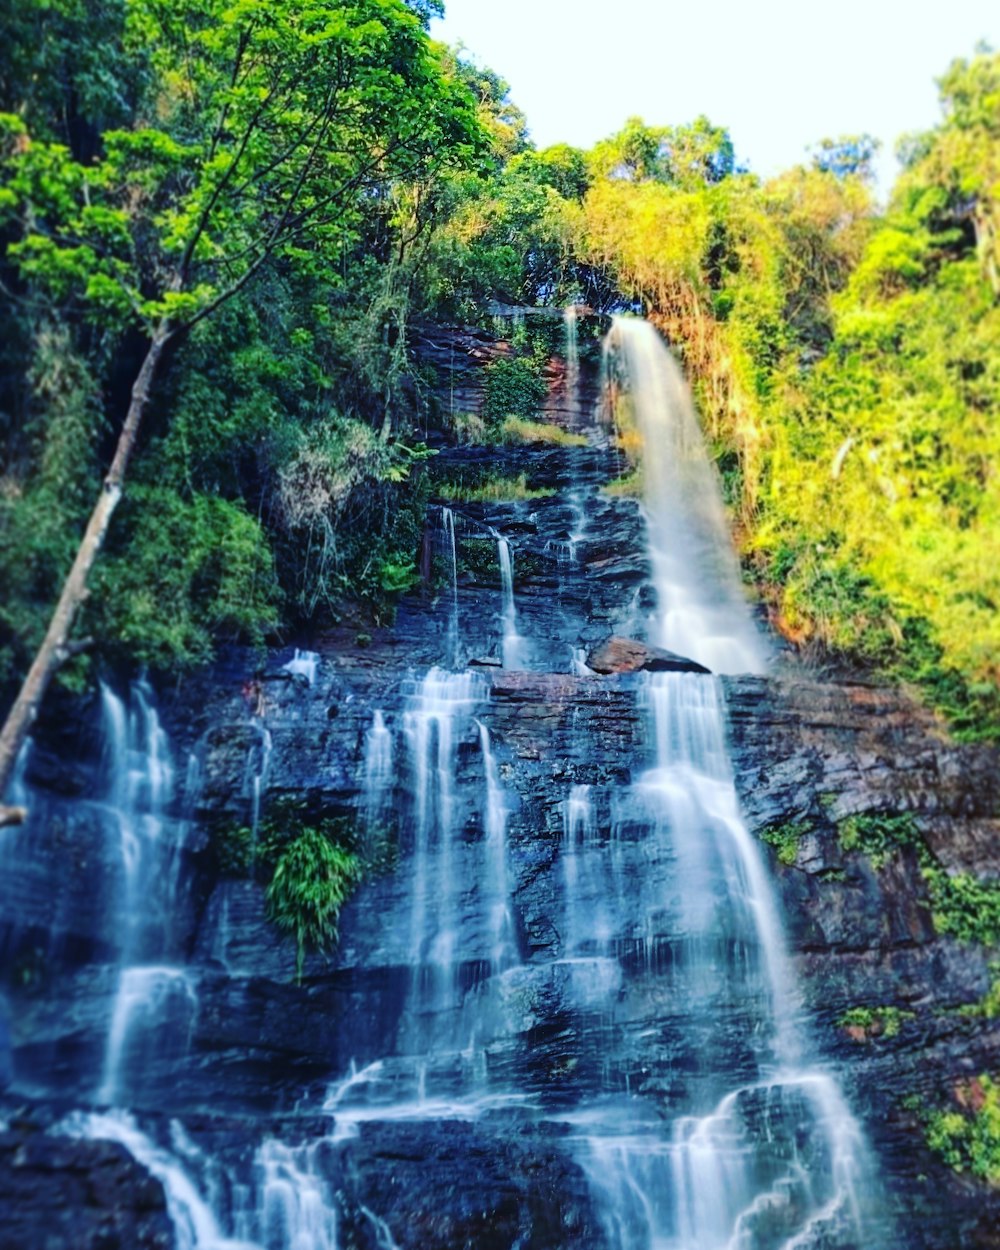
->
[605,316,766,675]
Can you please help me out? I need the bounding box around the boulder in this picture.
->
[585,636,711,675]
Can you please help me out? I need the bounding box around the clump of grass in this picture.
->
[603,468,644,498]
[924,868,1000,946]
[500,416,588,447]
[436,473,555,503]
[449,412,489,444]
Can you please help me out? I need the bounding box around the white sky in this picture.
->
[432,0,998,195]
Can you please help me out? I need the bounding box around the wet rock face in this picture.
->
[338,1121,604,1250]
[723,675,1000,1248]
[0,1124,173,1250]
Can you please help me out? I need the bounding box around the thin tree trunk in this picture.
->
[0,322,172,820]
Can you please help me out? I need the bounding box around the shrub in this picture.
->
[266,826,362,981]
[924,869,1000,947]
[924,1075,1000,1182]
[837,812,922,870]
[436,473,554,503]
[838,1005,915,1040]
[760,821,809,866]
[481,358,547,427]
[500,417,587,446]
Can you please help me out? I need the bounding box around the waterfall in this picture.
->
[237,1139,339,1250]
[564,304,580,403]
[64,1112,343,1250]
[496,537,525,670]
[476,721,516,976]
[402,668,487,1013]
[6,737,31,809]
[96,682,199,1107]
[567,671,868,1249]
[244,720,273,845]
[549,316,872,1248]
[22,314,887,1250]
[62,1112,248,1250]
[282,649,320,686]
[361,709,394,845]
[441,506,460,666]
[607,316,766,675]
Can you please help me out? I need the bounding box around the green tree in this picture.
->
[0,0,482,818]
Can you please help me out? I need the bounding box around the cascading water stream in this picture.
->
[564,303,581,404]
[606,316,766,676]
[441,506,461,666]
[475,720,517,976]
[557,316,873,1249]
[282,649,321,686]
[496,536,525,670]
[95,681,200,1108]
[361,709,394,849]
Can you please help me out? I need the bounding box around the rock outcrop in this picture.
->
[585,635,711,674]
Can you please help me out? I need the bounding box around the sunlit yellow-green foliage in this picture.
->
[573,56,1000,735]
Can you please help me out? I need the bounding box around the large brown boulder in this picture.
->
[585,636,711,675]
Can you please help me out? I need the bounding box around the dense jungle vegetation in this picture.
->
[0,2,998,738]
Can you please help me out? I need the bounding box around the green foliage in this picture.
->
[265,826,362,981]
[811,134,881,182]
[602,469,644,498]
[572,49,1000,739]
[837,1005,915,1039]
[924,868,1000,946]
[760,821,809,867]
[588,115,735,186]
[954,973,1000,1020]
[481,358,548,427]
[0,323,102,687]
[456,538,500,582]
[837,812,922,870]
[91,486,280,671]
[0,0,490,701]
[1,0,484,331]
[924,1075,1000,1182]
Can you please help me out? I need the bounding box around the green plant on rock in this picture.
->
[837,1005,915,1040]
[481,357,548,427]
[211,824,255,876]
[837,811,922,870]
[265,826,362,981]
[457,537,503,582]
[924,1075,1000,1183]
[954,973,1000,1020]
[924,868,1000,947]
[760,821,810,867]
[602,469,644,498]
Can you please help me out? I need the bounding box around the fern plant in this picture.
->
[265,827,361,981]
